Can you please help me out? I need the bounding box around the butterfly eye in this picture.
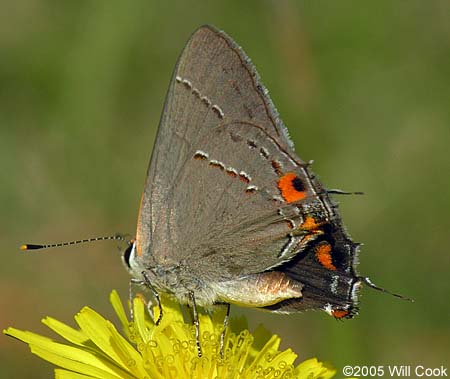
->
[122,242,134,270]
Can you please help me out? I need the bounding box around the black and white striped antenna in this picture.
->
[20,234,125,251]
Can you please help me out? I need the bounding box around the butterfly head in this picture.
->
[122,239,143,277]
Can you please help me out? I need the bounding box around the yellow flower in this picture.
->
[4,291,336,379]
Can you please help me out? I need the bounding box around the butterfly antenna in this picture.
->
[326,189,364,195]
[20,234,125,251]
[358,276,413,302]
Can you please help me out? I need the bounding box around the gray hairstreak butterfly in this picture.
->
[23,25,410,357]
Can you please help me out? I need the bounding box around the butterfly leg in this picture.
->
[141,270,163,325]
[219,303,230,359]
[188,291,202,357]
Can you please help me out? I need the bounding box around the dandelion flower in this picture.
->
[4,290,336,378]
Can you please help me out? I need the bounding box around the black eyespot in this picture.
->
[292,176,305,192]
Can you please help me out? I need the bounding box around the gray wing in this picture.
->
[168,121,318,280]
[136,25,311,277]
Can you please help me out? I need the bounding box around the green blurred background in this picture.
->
[1,1,449,377]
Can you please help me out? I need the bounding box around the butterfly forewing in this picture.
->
[136,25,298,258]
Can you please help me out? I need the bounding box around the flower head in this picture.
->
[4,291,336,378]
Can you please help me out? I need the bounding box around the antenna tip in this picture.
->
[20,244,44,250]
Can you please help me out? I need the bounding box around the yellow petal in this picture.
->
[246,334,281,371]
[221,329,253,376]
[106,321,150,378]
[295,357,336,379]
[4,327,54,346]
[4,327,133,378]
[55,369,98,379]
[132,297,152,343]
[109,290,132,338]
[42,317,89,346]
[152,294,184,323]
[5,291,340,379]
[268,348,298,369]
[75,307,148,378]
[30,345,127,379]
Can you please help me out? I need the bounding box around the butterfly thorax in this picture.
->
[124,240,222,306]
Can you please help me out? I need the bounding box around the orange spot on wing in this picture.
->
[271,160,282,176]
[285,220,294,229]
[239,174,250,183]
[193,153,207,160]
[209,161,225,170]
[299,217,324,244]
[277,173,307,203]
[331,309,350,319]
[315,242,336,270]
[226,169,238,178]
[300,233,317,244]
[301,216,320,231]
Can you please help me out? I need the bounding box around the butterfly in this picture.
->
[23,25,410,358]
